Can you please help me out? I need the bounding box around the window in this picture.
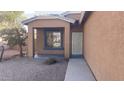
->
[44,28,64,50]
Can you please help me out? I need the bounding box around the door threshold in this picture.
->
[71,55,83,58]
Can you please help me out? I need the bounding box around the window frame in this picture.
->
[44,28,64,50]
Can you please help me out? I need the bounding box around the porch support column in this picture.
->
[27,26,34,57]
[64,25,70,58]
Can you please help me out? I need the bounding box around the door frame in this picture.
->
[71,32,83,58]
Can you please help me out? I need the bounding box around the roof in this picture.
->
[79,11,92,24]
[61,11,82,16]
[79,11,85,24]
[22,15,76,25]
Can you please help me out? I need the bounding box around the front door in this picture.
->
[72,32,82,57]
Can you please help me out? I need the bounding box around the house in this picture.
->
[23,11,124,80]
[81,11,124,80]
[22,11,83,58]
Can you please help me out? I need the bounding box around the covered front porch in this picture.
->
[26,18,72,58]
[33,27,65,57]
[22,14,83,59]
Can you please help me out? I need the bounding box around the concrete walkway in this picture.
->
[65,58,95,81]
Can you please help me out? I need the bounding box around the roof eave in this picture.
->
[79,11,92,24]
[61,11,82,16]
[79,11,85,24]
[22,16,38,25]
[22,16,76,25]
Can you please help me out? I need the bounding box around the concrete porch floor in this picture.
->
[64,58,96,81]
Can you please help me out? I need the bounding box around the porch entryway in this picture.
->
[71,32,83,57]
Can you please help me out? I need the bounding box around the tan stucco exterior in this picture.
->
[83,12,124,80]
[27,19,70,58]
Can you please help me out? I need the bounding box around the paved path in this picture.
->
[65,58,95,81]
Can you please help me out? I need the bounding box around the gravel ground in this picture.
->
[0,57,68,81]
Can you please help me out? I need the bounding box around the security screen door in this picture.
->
[72,32,82,56]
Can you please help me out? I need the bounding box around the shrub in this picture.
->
[43,58,58,65]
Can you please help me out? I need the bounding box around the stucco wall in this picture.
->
[84,12,124,80]
[27,19,70,58]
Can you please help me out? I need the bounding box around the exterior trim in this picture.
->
[32,28,35,58]
[71,54,82,58]
[79,11,85,24]
[61,11,81,16]
[22,15,76,25]
[37,54,64,57]
[80,11,92,25]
